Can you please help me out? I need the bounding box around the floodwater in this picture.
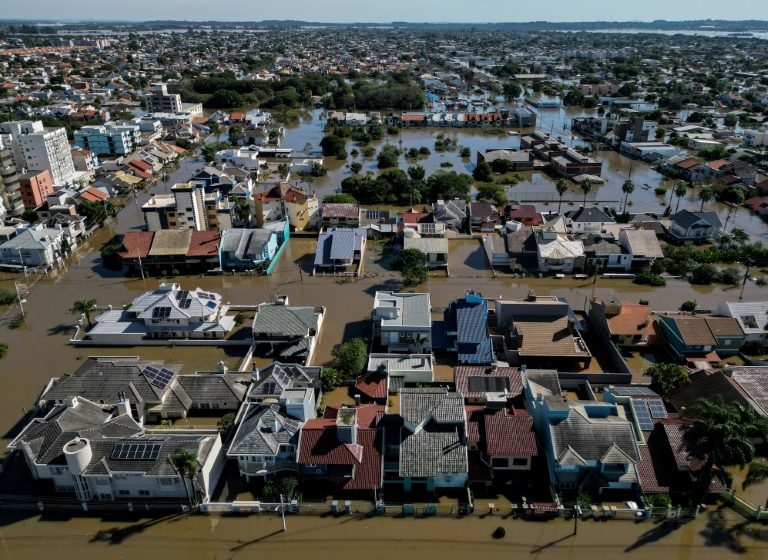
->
[1,505,767,560]
[280,110,768,238]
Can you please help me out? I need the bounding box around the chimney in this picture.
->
[217,360,228,374]
[252,366,260,382]
[354,394,361,405]
[116,393,131,418]
[336,407,358,444]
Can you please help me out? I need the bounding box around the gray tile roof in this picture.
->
[176,373,251,405]
[131,283,222,321]
[220,228,273,260]
[564,207,613,223]
[248,362,322,400]
[252,303,320,338]
[400,388,465,427]
[6,396,213,477]
[228,403,301,456]
[42,357,181,408]
[550,405,640,465]
[314,228,366,266]
[671,209,722,230]
[399,423,468,478]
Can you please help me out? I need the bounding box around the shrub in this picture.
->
[320,367,344,392]
[331,339,368,377]
[217,413,236,434]
[680,300,697,312]
[9,314,24,329]
[719,268,741,285]
[0,342,7,359]
[234,312,247,326]
[0,289,17,305]
[644,493,672,508]
[492,527,506,539]
[690,263,719,285]
[634,271,666,286]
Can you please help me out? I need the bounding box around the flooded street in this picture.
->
[1,506,767,560]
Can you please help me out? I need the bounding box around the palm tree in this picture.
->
[674,181,687,213]
[579,179,593,207]
[621,179,635,214]
[412,332,429,353]
[723,188,746,231]
[71,299,98,326]
[743,459,768,506]
[698,186,714,211]
[555,179,568,213]
[168,449,200,507]
[684,397,768,503]
[730,228,749,245]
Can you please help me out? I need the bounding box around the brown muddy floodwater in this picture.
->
[1,122,768,558]
[1,505,767,560]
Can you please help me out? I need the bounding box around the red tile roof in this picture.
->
[465,405,484,445]
[662,422,706,472]
[128,159,152,172]
[298,405,383,490]
[484,410,538,457]
[602,301,655,337]
[354,371,388,400]
[187,231,220,257]
[402,209,431,224]
[455,366,522,400]
[676,158,701,170]
[322,203,359,219]
[79,187,108,202]
[117,231,153,259]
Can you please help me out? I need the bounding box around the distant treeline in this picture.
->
[4,19,768,32]
[192,71,423,111]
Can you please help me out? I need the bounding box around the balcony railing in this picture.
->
[239,460,298,475]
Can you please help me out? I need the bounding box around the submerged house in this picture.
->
[251,296,326,365]
[218,227,279,271]
[524,371,640,495]
[297,404,383,494]
[442,291,494,365]
[313,227,367,276]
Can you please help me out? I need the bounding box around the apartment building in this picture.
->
[0,145,23,218]
[142,182,233,231]
[18,169,54,209]
[74,123,136,156]
[145,83,182,114]
[0,120,76,186]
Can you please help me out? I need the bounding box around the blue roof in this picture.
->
[444,295,493,364]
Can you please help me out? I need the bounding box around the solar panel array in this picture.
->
[175,290,193,309]
[613,386,657,397]
[632,401,655,431]
[143,366,174,389]
[647,399,667,419]
[152,306,171,319]
[111,443,161,461]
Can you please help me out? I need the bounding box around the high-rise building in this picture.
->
[0,145,24,218]
[18,169,54,209]
[74,123,136,156]
[145,83,182,114]
[141,182,233,232]
[0,121,76,186]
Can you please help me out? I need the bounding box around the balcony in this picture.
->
[239,460,298,476]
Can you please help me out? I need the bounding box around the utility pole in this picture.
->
[136,247,145,280]
[739,262,751,300]
[15,281,27,317]
[279,493,287,532]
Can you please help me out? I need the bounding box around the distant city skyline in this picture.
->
[3,1,768,24]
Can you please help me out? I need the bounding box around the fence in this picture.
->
[721,491,768,521]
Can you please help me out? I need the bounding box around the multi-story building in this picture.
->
[17,169,54,209]
[74,123,136,156]
[145,83,182,114]
[0,120,76,186]
[0,145,23,218]
[141,182,233,231]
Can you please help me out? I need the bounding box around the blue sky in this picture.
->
[4,0,768,23]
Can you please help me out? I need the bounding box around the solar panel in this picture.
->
[179,299,192,309]
[633,401,654,431]
[111,443,161,461]
[152,306,171,319]
[615,386,657,397]
[261,382,276,395]
[647,399,667,419]
[175,290,189,301]
[144,366,174,389]
[144,365,159,377]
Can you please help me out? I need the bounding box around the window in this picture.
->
[118,490,130,496]
[138,490,150,496]
[512,458,528,466]
[491,458,508,467]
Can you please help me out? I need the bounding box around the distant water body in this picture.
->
[558,28,768,40]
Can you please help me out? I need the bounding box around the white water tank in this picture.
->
[63,437,92,475]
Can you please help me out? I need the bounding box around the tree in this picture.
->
[348,161,363,174]
[407,165,426,182]
[743,458,768,500]
[319,135,347,159]
[502,81,522,102]
[555,179,568,213]
[426,171,472,201]
[730,228,749,245]
[645,362,690,399]
[476,183,508,206]
[323,193,357,204]
[685,398,768,502]
[621,180,635,213]
[579,179,593,207]
[412,332,429,353]
[217,413,235,434]
[320,366,344,392]
[400,247,428,286]
[698,186,714,211]
[262,476,301,501]
[205,89,244,109]
[71,299,97,326]
[674,181,688,213]
[0,342,7,359]
[690,263,719,285]
[472,161,493,183]
[168,449,199,506]
[331,338,368,377]
[377,145,399,169]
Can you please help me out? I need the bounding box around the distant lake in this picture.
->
[556,28,768,40]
